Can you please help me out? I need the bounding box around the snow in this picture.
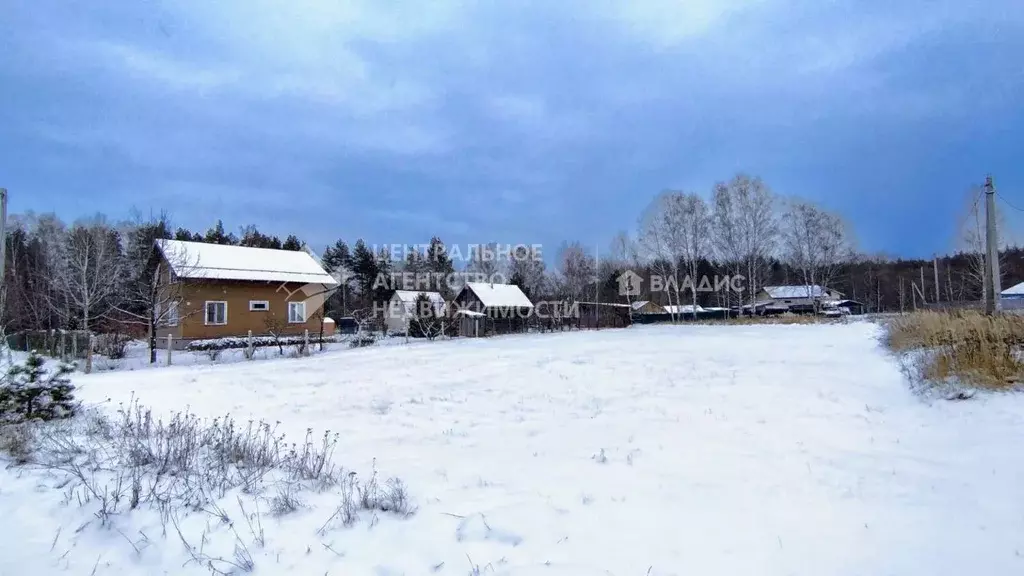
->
[662,304,703,314]
[392,290,446,304]
[4,322,1024,575]
[1001,281,1024,296]
[389,291,447,318]
[157,239,338,285]
[763,285,832,299]
[461,282,534,309]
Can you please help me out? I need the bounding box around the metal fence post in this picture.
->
[304,329,310,355]
[166,334,173,366]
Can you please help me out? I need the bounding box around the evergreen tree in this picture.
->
[426,236,455,296]
[403,249,429,291]
[374,247,394,303]
[204,220,237,245]
[322,240,351,272]
[408,292,444,340]
[174,227,202,242]
[1,352,76,420]
[321,239,353,319]
[351,240,379,309]
[239,225,283,249]
[282,235,303,251]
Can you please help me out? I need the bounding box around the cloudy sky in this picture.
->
[3,0,1022,258]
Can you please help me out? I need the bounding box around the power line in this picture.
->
[997,194,1024,213]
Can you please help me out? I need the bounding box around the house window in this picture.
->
[167,302,179,327]
[249,300,269,311]
[288,301,306,323]
[205,301,227,325]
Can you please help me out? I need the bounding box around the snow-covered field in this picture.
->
[3,322,1024,575]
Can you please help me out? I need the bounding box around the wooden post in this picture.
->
[166,334,173,366]
[303,329,310,356]
[247,329,253,359]
[85,334,93,374]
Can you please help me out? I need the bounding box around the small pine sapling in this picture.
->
[1,351,77,421]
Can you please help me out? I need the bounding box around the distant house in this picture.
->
[385,290,446,334]
[630,300,666,315]
[154,240,337,344]
[1000,282,1024,310]
[575,302,633,329]
[753,285,843,314]
[663,304,703,317]
[1002,282,1024,300]
[452,282,534,337]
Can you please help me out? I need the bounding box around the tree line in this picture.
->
[556,173,1022,319]
[3,172,1020,350]
[0,214,312,362]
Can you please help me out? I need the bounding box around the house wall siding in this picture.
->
[157,281,327,341]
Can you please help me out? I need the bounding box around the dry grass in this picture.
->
[886,311,1024,390]
[697,314,836,326]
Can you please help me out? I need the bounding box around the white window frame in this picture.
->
[287,301,306,324]
[205,301,228,326]
[249,300,270,312]
[167,301,179,327]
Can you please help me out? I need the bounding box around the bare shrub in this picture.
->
[206,347,223,362]
[317,464,416,534]
[0,421,38,464]
[269,484,305,517]
[4,394,412,571]
[887,311,1024,391]
[97,333,132,360]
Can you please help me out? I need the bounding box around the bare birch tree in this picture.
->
[557,241,596,303]
[113,220,202,363]
[712,174,779,315]
[504,244,547,299]
[637,193,681,322]
[667,193,711,319]
[711,183,743,314]
[464,242,502,283]
[781,200,851,310]
[49,219,125,371]
[609,231,639,309]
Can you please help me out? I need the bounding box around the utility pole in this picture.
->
[984,175,1002,314]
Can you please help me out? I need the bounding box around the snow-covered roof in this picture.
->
[631,300,651,310]
[1002,282,1024,296]
[763,285,838,299]
[392,290,445,304]
[156,239,338,285]
[663,305,704,315]
[462,282,534,309]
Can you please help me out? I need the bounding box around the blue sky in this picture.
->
[2,0,1023,259]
